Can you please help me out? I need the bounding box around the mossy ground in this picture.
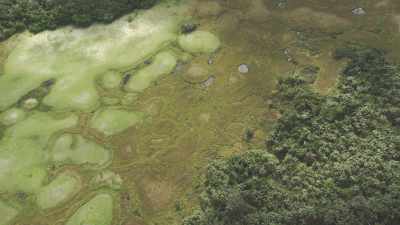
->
[1,0,400,225]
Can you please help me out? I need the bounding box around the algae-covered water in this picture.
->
[1,0,400,225]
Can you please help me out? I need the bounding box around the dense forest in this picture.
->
[184,47,400,225]
[0,0,157,40]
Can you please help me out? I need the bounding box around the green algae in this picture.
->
[51,134,111,167]
[0,3,191,112]
[0,108,26,126]
[178,31,221,54]
[90,108,145,136]
[0,74,50,112]
[0,112,78,193]
[0,1,230,224]
[36,171,81,209]
[43,77,101,112]
[0,200,18,225]
[66,193,114,225]
[0,2,214,220]
[99,71,123,90]
[124,51,178,93]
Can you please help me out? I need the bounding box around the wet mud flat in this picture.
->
[1,0,400,225]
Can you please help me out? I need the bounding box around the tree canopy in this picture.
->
[184,47,400,225]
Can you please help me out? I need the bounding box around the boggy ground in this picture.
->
[1,0,400,225]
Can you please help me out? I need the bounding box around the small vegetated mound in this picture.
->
[184,47,400,225]
[0,0,158,40]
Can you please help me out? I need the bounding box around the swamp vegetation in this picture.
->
[184,47,400,225]
[1,0,400,225]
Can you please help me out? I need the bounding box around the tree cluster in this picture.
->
[184,47,400,225]
[0,0,158,40]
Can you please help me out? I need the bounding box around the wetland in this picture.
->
[1,0,400,225]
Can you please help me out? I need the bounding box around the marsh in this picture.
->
[0,1,400,225]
